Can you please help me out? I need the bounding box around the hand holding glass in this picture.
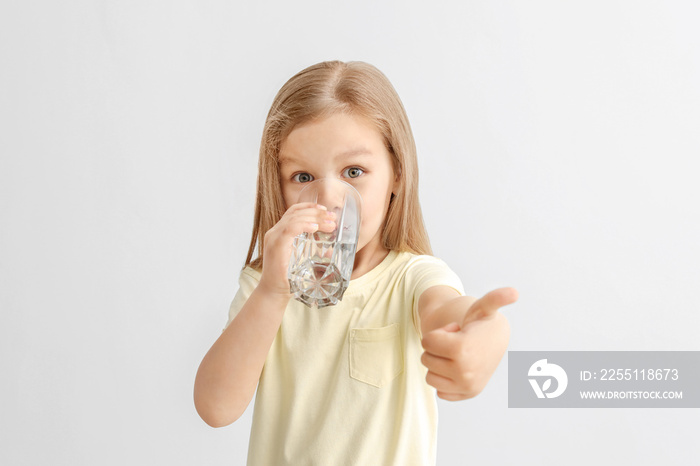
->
[288,179,362,308]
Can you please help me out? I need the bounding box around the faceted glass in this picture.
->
[288,178,362,308]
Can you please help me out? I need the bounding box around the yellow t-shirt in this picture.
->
[223,250,465,466]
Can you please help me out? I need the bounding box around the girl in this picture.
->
[194,60,517,465]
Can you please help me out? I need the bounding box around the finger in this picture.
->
[287,202,328,212]
[420,351,454,378]
[421,323,461,358]
[462,287,518,326]
[286,205,336,222]
[268,219,322,243]
[277,210,336,236]
[437,391,468,401]
[290,214,336,233]
[425,370,456,392]
[294,207,336,225]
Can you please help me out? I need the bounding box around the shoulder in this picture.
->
[222,266,262,332]
[392,251,458,277]
[391,251,465,297]
[240,265,261,284]
[229,265,261,296]
[232,266,262,309]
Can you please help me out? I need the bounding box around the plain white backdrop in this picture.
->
[1,1,699,465]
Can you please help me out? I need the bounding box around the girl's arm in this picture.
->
[194,202,336,427]
[193,283,288,427]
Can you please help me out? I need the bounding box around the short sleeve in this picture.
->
[221,267,261,333]
[403,255,465,338]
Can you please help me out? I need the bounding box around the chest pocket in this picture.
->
[349,323,404,388]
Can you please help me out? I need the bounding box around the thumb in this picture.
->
[421,321,462,355]
[462,287,519,327]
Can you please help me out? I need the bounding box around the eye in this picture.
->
[292,172,314,183]
[343,167,364,179]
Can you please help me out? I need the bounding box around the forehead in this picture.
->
[279,147,376,167]
[278,113,387,165]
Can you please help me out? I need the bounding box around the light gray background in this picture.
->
[1,1,698,465]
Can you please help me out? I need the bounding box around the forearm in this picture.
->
[194,285,289,427]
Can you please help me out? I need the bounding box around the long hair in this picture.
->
[245,60,432,269]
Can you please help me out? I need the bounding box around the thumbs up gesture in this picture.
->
[420,287,518,401]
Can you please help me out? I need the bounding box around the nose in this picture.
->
[314,179,349,214]
[296,178,362,243]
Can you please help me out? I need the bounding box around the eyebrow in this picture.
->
[336,147,373,159]
[279,147,374,165]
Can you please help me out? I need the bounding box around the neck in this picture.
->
[351,237,389,279]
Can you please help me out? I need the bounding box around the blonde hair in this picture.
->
[245,60,432,269]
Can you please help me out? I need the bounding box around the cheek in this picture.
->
[359,191,392,230]
[354,175,394,231]
[281,184,299,209]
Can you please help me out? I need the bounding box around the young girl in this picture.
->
[194,60,518,465]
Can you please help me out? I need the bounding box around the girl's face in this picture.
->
[279,112,399,258]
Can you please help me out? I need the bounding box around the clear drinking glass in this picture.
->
[288,178,362,308]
